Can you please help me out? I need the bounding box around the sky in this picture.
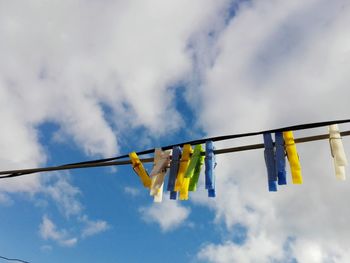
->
[1,0,350,262]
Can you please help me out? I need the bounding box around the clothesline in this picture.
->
[0,128,349,179]
[57,118,350,167]
[132,124,348,201]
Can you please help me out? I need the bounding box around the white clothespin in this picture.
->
[329,124,348,180]
[150,148,171,202]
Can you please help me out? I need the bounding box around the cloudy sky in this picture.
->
[1,0,350,262]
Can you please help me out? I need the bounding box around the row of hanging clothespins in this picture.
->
[129,141,215,202]
[129,124,348,202]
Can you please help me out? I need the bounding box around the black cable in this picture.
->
[55,118,350,167]
[0,129,349,179]
[2,119,350,178]
[0,255,30,263]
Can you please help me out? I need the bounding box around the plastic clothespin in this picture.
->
[180,145,202,200]
[275,132,287,185]
[150,148,171,202]
[129,152,152,189]
[205,141,216,198]
[283,131,303,184]
[329,124,348,180]
[263,133,277,192]
[167,146,182,200]
[189,146,205,192]
[174,144,193,192]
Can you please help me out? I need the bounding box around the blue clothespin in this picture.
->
[263,133,277,192]
[208,189,216,197]
[205,141,216,197]
[167,146,182,200]
[275,132,287,185]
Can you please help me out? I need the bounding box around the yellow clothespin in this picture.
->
[283,131,303,184]
[329,124,348,180]
[129,152,152,188]
[150,148,171,202]
[174,144,193,200]
[181,145,204,201]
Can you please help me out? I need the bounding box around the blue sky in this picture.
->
[1,0,350,262]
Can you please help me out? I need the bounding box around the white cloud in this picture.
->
[43,175,83,218]
[0,192,12,205]
[80,215,110,238]
[198,234,284,263]
[39,215,77,247]
[193,0,350,262]
[292,240,324,263]
[40,245,52,252]
[38,202,110,246]
[38,175,111,245]
[139,199,191,232]
[124,186,141,197]
[0,0,230,196]
[2,0,350,260]
[44,175,111,238]
[0,0,230,250]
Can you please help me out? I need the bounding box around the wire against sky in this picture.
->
[59,118,350,167]
[0,255,30,263]
[0,119,349,179]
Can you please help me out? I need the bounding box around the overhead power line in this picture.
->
[0,119,350,179]
[0,255,30,263]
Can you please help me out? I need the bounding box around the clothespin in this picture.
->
[275,132,287,185]
[329,124,348,180]
[188,145,205,192]
[283,131,303,184]
[167,146,182,200]
[150,148,171,202]
[175,144,193,200]
[263,133,277,192]
[129,152,152,188]
[174,144,193,193]
[180,145,202,200]
[205,141,216,197]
